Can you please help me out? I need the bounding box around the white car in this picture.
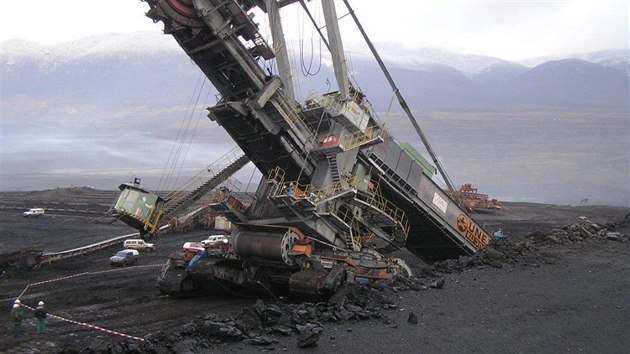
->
[201,234,228,246]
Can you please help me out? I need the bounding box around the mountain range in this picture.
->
[0,32,628,207]
[2,32,628,111]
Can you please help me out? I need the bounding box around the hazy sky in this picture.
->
[0,0,627,61]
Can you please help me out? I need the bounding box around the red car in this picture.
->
[182,242,205,253]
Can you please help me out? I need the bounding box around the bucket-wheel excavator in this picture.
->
[112,0,491,299]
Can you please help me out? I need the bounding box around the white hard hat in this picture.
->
[13,304,19,308]
[38,301,44,306]
[14,299,21,304]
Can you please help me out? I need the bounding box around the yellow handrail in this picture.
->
[268,166,408,237]
[314,175,362,200]
[275,93,316,137]
[338,125,385,151]
[268,166,285,184]
[143,206,164,235]
[355,183,410,235]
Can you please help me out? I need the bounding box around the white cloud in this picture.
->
[0,0,161,45]
[1,0,627,61]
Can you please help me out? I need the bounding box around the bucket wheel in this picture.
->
[147,0,205,32]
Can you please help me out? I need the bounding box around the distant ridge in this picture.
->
[2,32,627,111]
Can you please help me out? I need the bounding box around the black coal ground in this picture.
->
[1,203,629,353]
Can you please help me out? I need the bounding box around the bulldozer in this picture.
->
[111,0,492,299]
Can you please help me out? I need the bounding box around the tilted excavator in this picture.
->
[112,0,491,298]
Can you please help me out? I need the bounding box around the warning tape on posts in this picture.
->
[14,264,163,342]
[17,264,163,298]
[21,304,145,342]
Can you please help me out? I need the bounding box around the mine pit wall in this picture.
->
[363,134,490,263]
[0,190,120,215]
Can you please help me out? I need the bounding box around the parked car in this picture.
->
[182,241,206,253]
[123,239,155,252]
[200,234,228,247]
[110,249,139,267]
[23,208,45,217]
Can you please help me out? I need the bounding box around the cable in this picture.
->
[298,1,323,77]
[245,163,257,192]
[341,0,455,191]
[157,74,205,192]
[166,79,207,192]
[173,84,212,189]
[383,91,396,124]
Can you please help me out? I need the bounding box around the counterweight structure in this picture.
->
[117,0,491,298]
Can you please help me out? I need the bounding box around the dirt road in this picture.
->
[0,202,628,353]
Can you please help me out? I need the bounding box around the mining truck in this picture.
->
[112,0,491,298]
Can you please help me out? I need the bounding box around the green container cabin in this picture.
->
[112,183,164,236]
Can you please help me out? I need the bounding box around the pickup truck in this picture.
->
[23,208,45,217]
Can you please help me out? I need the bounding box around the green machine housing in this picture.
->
[111,183,165,237]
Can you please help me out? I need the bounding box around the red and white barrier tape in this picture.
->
[22,304,144,342]
[12,263,163,341]
[17,264,162,298]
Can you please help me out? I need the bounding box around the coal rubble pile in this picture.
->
[428,216,628,274]
[138,277,447,352]
[527,216,628,245]
[63,276,446,353]
[59,216,628,354]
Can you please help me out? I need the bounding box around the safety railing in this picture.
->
[355,186,410,236]
[268,166,285,184]
[41,232,140,264]
[143,206,164,235]
[313,175,362,201]
[207,187,229,204]
[338,125,385,151]
[267,166,286,196]
[163,146,245,201]
[268,166,408,237]
[274,92,317,138]
[336,206,362,251]
[320,91,363,113]
[276,181,317,200]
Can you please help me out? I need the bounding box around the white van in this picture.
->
[23,208,45,217]
[123,239,155,251]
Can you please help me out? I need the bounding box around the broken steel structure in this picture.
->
[124,0,491,297]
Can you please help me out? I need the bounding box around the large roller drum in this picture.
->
[231,228,300,265]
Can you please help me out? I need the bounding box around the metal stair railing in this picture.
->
[162,146,245,203]
[272,92,317,138]
[273,181,316,199]
[267,166,286,196]
[338,125,385,151]
[332,204,365,252]
[312,175,361,201]
[355,183,410,236]
[160,148,249,219]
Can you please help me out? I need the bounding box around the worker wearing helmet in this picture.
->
[14,299,25,321]
[34,301,47,333]
[10,302,23,337]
